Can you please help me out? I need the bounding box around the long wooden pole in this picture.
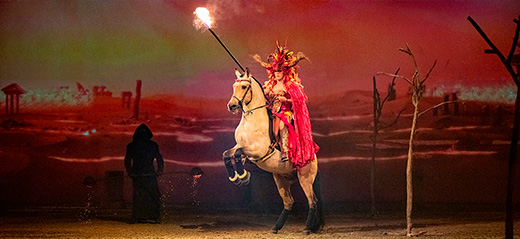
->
[207,28,245,72]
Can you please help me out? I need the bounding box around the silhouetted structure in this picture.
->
[76,82,88,95]
[93,86,112,97]
[132,80,142,119]
[452,93,459,115]
[1,83,25,115]
[443,95,450,115]
[121,91,132,108]
[438,93,460,116]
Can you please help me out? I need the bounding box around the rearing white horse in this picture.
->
[223,68,323,234]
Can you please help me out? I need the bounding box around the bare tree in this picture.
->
[371,69,404,217]
[379,45,437,236]
[468,15,520,239]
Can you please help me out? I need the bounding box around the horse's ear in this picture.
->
[245,67,250,77]
[235,68,241,78]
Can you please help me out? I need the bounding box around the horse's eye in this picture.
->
[241,85,247,89]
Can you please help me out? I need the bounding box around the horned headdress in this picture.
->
[253,42,308,84]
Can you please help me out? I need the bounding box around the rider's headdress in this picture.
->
[253,42,307,84]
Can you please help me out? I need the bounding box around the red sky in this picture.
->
[0,0,518,100]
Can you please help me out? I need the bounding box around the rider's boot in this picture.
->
[280,127,289,162]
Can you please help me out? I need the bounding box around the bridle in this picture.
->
[233,77,266,116]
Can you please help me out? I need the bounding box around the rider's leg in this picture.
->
[273,116,280,139]
[280,122,288,162]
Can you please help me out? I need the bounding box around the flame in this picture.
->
[194,7,212,28]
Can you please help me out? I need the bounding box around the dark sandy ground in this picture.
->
[0,206,518,239]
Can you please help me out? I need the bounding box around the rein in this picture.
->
[234,78,266,116]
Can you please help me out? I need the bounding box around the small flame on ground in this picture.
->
[194,7,212,28]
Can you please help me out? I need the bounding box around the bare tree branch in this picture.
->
[381,68,400,105]
[422,60,438,83]
[506,16,520,66]
[399,47,412,55]
[468,16,519,85]
[374,76,382,110]
[418,101,464,118]
[468,16,508,64]
[377,72,412,85]
[400,44,419,72]
[380,107,407,130]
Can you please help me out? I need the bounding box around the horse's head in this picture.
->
[228,68,253,114]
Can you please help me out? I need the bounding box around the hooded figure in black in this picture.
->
[124,123,164,223]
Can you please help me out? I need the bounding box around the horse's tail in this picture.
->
[313,170,325,232]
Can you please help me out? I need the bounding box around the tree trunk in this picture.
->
[505,93,519,239]
[371,77,378,216]
[406,100,419,237]
[133,80,142,119]
[371,128,377,216]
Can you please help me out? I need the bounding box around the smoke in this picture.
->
[426,82,517,104]
[192,0,264,31]
[15,87,93,108]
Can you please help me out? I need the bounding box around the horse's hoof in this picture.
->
[302,229,311,235]
[241,171,251,185]
[271,229,279,234]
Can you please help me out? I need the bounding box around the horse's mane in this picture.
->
[238,69,265,98]
[250,76,266,97]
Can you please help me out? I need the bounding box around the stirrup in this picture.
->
[281,151,288,162]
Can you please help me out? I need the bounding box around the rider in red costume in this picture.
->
[253,43,319,169]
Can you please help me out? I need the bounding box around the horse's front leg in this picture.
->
[233,147,250,186]
[222,146,238,181]
[223,146,250,186]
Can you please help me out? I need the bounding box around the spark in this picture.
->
[194,7,212,28]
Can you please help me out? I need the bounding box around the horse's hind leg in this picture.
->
[297,159,321,234]
[271,173,296,234]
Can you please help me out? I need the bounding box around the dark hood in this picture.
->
[133,123,153,141]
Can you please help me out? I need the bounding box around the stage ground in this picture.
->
[0,205,518,238]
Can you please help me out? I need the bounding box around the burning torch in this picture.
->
[194,7,246,72]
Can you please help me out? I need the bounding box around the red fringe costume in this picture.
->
[254,44,319,169]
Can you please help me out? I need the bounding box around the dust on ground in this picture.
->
[0,206,517,239]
